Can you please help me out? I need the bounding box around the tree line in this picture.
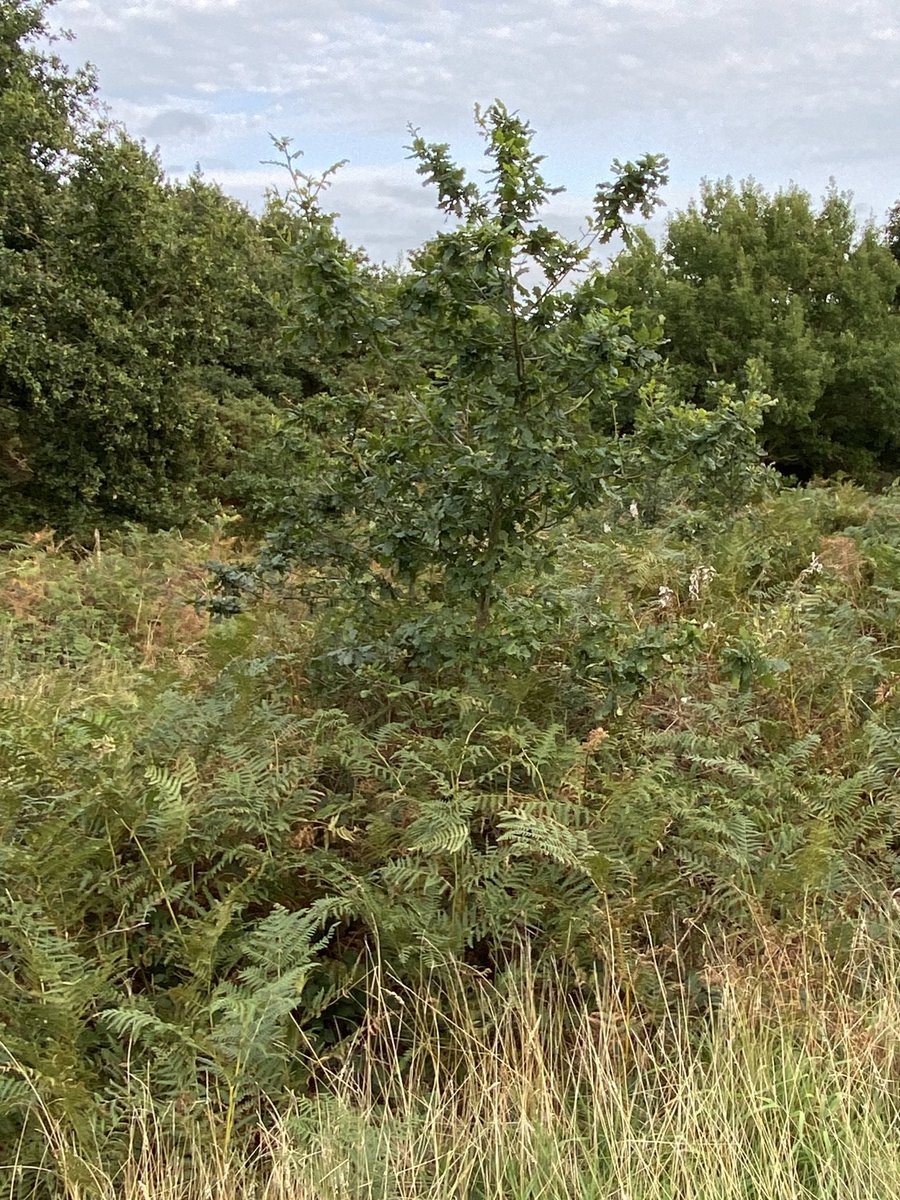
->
[2,0,900,537]
[0,0,316,530]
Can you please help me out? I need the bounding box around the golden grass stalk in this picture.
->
[9,907,900,1200]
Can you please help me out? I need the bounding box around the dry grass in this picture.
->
[0,523,239,709]
[9,912,900,1200]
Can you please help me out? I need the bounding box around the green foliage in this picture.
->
[238,104,670,635]
[2,484,900,1185]
[606,179,900,481]
[2,18,900,1188]
[0,3,308,532]
[886,197,900,271]
[264,141,394,397]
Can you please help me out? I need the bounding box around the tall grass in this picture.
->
[11,909,900,1200]
[2,485,898,1197]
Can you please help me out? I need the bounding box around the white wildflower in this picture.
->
[689,563,717,602]
[797,553,824,584]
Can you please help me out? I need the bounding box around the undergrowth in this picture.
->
[0,481,898,1193]
[9,922,900,1200]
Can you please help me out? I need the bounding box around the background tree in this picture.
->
[0,1,307,531]
[0,0,93,492]
[886,199,900,267]
[606,180,900,481]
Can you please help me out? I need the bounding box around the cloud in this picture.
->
[142,108,211,139]
[52,0,900,257]
[54,1,900,126]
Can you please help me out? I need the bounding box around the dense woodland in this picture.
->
[2,3,900,1197]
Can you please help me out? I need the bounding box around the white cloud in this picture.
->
[52,0,900,259]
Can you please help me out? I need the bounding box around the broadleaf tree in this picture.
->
[221,105,776,676]
[606,179,900,481]
[0,1,301,530]
[233,103,670,643]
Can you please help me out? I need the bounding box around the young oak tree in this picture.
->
[236,103,669,634]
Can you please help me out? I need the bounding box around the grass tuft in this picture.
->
[11,913,900,1200]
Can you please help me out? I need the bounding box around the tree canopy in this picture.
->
[606,180,900,481]
[0,1,307,530]
[3,1,899,540]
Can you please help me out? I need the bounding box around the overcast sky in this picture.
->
[52,0,900,264]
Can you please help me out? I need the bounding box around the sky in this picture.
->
[51,0,900,265]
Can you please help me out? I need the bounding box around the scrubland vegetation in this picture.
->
[2,2,900,1196]
[2,482,899,1197]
